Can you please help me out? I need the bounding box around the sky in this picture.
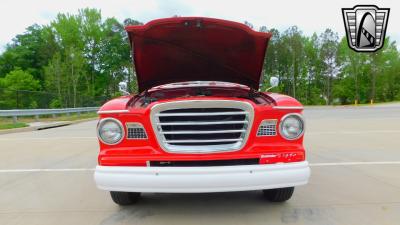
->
[0,0,399,52]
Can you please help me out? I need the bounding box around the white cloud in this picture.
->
[1,0,399,52]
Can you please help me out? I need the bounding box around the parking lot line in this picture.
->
[0,161,399,173]
[309,161,400,166]
[308,130,400,135]
[0,168,95,173]
[0,137,96,141]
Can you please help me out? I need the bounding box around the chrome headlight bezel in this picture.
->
[279,113,305,140]
[97,118,124,145]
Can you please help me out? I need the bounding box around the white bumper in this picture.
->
[94,161,310,193]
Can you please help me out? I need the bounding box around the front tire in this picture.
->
[110,191,141,205]
[263,187,294,202]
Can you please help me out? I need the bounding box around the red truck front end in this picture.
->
[94,17,310,205]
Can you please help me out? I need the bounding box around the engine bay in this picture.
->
[129,83,274,107]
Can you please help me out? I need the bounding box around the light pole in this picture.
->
[70,52,75,107]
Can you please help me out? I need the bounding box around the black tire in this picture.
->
[110,191,141,205]
[263,187,294,202]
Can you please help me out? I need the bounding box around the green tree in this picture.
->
[100,18,132,96]
[44,52,64,106]
[303,33,323,104]
[1,10,400,108]
[0,68,40,91]
[0,25,57,82]
[79,8,103,96]
[319,29,339,105]
[0,69,41,108]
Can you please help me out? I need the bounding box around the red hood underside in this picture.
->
[126,17,271,92]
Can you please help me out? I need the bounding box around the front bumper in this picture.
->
[94,161,310,193]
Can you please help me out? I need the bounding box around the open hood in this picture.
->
[126,17,271,92]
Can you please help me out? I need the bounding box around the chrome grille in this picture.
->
[126,123,147,139]
[257,120,277,136]
[150,100,254,153]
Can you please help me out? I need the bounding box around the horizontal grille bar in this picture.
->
[157,111,248,117]
[161,129,246,134]
[165,138,243,143]
[157,121,248,125]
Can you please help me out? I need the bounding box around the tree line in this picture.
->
[0,9,141,109]
[261,25,400,105]
[0,9,399,109]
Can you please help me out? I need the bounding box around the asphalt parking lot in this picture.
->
[1,104,400,225]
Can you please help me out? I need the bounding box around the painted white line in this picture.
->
[310,161,400,166]
[0,168,95,173]
[0,137,96,141]
[1,162,400,173]
[308,130,400,135]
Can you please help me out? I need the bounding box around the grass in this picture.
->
[34,112,99,122]
[352,101,400,106]
[0,122,28,130]
[304,101,400,107]
[0,112,98,130]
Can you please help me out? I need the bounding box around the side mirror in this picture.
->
[266,76,279,91]
[118,81,130,96]
[270,76,279,87]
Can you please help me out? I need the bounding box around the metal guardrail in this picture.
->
[0,107,99,123]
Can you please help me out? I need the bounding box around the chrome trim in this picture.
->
[126,122,148,139]
[273,106,304,110]
[279,113,305,140]
[165,138,243,143]
[97,110,129,114]
[156,111,248,117]
[157,121,248,125]
[161,129,246,134]
[256,119,278,137]
[150,100,254,154]
[97,118,125,145]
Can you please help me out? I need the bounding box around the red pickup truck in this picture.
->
[94,17,310,205]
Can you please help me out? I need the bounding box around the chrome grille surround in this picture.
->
[150,100,254,153]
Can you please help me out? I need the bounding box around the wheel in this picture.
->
[110,191,141,205]
[263,187,294,202]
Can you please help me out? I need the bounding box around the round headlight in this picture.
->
[279,114,304,140]
[98,118,124,144]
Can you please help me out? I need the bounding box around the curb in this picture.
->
[0,117,98,135]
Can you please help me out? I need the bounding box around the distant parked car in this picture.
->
[94,17,310,205]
